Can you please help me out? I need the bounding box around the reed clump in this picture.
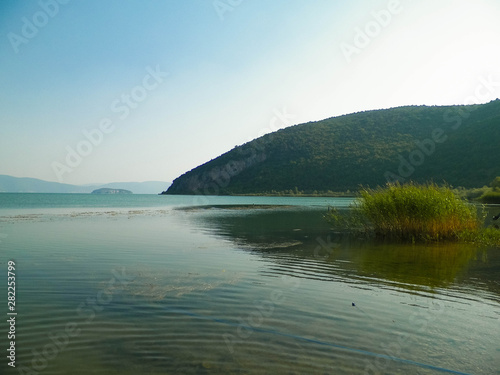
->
[328,183,484,242]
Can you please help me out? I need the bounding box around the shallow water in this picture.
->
[0,194,499,374]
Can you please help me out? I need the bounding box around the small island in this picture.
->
[91,188,132,194]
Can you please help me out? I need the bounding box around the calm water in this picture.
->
[0,194,499,374]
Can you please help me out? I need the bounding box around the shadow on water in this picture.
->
[188,206,500,298]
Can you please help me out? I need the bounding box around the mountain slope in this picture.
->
[165,100,500,195]
[0,175,88,193]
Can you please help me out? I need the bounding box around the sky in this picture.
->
[1,0,499,185]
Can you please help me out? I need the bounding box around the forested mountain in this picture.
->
[164,100,500,195]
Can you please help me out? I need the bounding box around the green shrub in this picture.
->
[327,183,483,242]
[479,191,500,204]
[453,186,490,201]
[489,176,500,190]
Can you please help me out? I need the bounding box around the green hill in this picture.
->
[164,100,500,195]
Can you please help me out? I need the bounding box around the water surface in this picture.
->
[0,194,498,374]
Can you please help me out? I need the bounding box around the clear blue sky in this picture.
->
[1,0,499,184]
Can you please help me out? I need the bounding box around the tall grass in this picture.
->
[328,183,483,242]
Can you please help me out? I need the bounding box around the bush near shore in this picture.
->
[326,183,500,246]
[453,176,500,204]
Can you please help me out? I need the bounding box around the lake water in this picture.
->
[0,194,499,374]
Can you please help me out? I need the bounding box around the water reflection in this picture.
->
[6,202,499,374]
[347,241,480,289]
[189,207,499,297]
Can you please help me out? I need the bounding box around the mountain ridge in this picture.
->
[165,100,500,195]
[0,175,170,194]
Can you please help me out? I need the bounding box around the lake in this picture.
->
[0,193,499,374]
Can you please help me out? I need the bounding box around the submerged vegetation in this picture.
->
[326,183,500,246]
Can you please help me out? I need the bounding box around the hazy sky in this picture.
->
[1,0,499,185]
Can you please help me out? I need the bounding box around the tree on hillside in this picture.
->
[490,177,500,191]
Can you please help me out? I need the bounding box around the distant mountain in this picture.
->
[165,100,500,195]
[0,175,87,193]
[0,175,170,194]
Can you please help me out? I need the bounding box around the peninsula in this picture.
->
[163,100,500,196]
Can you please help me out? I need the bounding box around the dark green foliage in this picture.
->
[453,186,490,201]
[165,100,500,195]
[326,183,500,246]
[466,176,500,203]
[479,191,500,204]
[490,177,500,189]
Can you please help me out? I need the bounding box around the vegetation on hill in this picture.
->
[453,176,500,203]
[478,176,500,203]
[326,183,500,246]
[164,100,500,195]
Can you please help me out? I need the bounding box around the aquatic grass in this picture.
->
[327,183,493,243]
[358,183,481,241]
[456,226,500,247]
